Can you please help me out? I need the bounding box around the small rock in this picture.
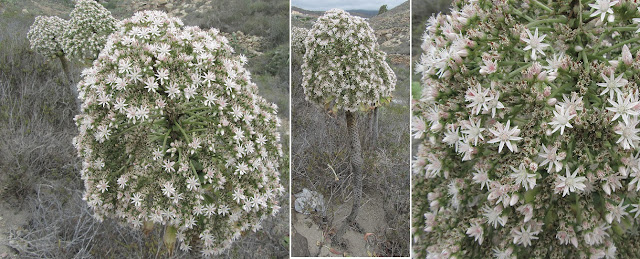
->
[292,233,310,257]
[21,9,28,14]
[165,3,173,9]
[294,188,325,215]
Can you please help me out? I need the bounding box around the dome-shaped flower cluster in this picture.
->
[72,10,284,256]
[27,15,69,59]
[413,0,640,258]
[291,27,308,55]
[301,9,396,112]
[63,0,117,61]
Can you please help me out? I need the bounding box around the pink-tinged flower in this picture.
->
[473,168,490,190]
[466,222,484,244]
[465,84,491,115]
[486,91,505,118]
[512,225,539,247]
[479,59,498,75]
[161,181,176,198]
[556,230,578,248]
[521,28,549,60]
[555,167,587,197]
[539,144,565,173]
[583,223,610,246]
[442,124,461,151]
[614,117,640,150]
[492,247,514,259]
[461,117,485,146]
[605,199,629,224]
[483,205,507,228]
[516,204,534,222]
[622,44,633,65]
[411,116,427,139]
[96,180,109,193]
[488,120,522,153]
[510,163,537,190]
[163,159,176,173]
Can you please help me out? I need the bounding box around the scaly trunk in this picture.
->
[58,55,71,83]
[372,107,379,149]
[333,111,363,247]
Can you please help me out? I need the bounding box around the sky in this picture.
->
[291,0,405,11]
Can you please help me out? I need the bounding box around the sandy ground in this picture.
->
[292,191,387,257]
[0,201,27,259]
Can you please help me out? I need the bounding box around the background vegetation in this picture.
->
[0,0,289,258]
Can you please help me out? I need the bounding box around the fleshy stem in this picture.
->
[532,0,553,13]
[512,8,535,22]
[527,17,567,28]
[596,37,640,57]
[175,122,191,143]
[508,64,532,78]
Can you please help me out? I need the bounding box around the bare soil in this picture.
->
[292,191,387,257]
[0,201,27,258]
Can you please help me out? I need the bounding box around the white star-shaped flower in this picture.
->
[631,203,640,218]
[442,124,461,151]
[589,0,618,22]
[521,28,549,60]
[510,163,537,190]
[605,199,629,224]
[461,118,485,146]
[606,92,639,123]
[555,167,587,197]
[549,104,576,135]
[466,222,484,244]
[615,116,640,150]
[512,225,539,247]
[538,144,564,173]
[473,168,490,190]
[488,120,522,153]
[598,72,627,99]
[465,84,491,115]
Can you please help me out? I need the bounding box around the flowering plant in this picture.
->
[413,0,640,258]
[63,0,117,62]
[300,8,396,247]
[301,8,397,112]
[291,26,308,56]
[72,10,284,256]
[27,15,68,59]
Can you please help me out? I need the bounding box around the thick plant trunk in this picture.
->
[333,111,363,247]
[372,107,379,148]
[58,55,71,83]
[59,55,80,110]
